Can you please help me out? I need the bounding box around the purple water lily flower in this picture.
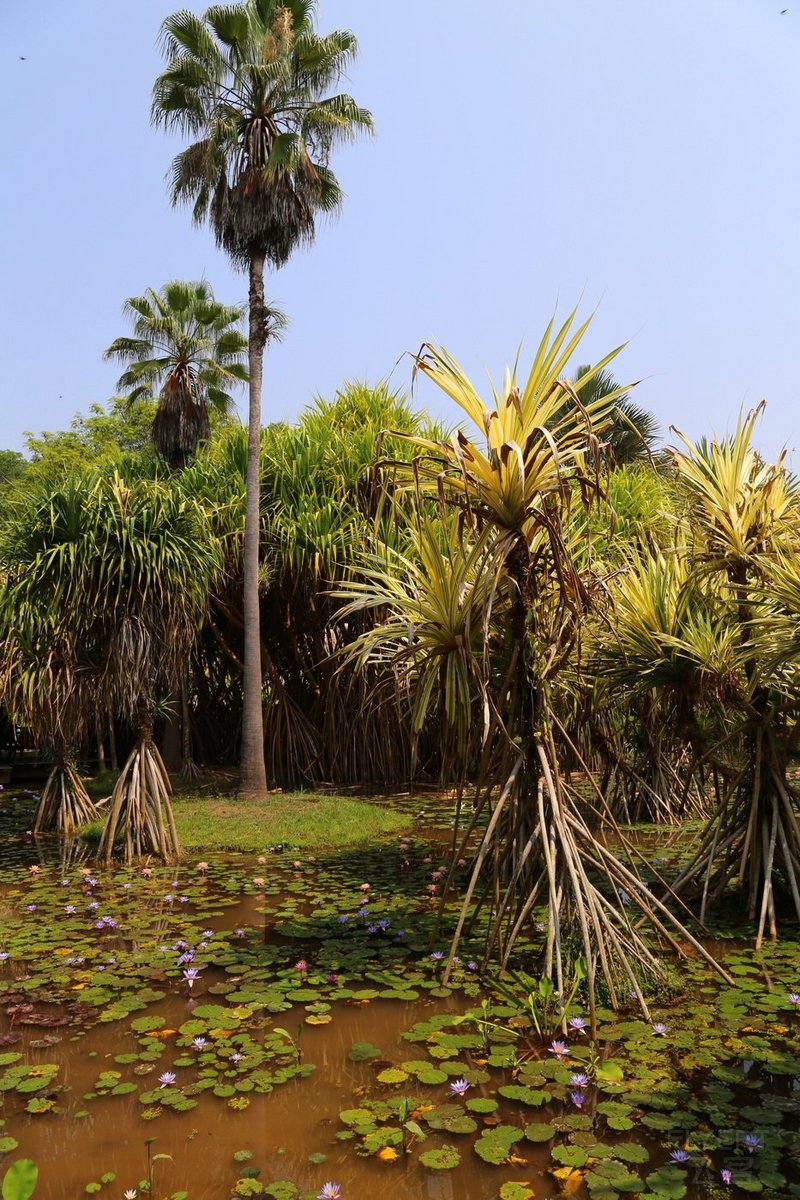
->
[65,905,76,915]
[569,1090,585,1107]
[317,1185,341,1200]
[788,992,800,1006]
[449,1078,470,1096]
[570,1072,589,1088]
[191,1037,207,1050]
[670,1149,690,1163]
[158,1072,176,1088]
[568,1016,588,1033]
[652,1022,668,1036]
[183,968,200,987]
[721,1169,732,1185]
[430,951,444,962]
[467,961,478,971]
[549,1040,569,1059]
[743,1133,762,1153]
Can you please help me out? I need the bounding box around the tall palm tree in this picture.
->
[152,0,373,798]
[103,280,248,470]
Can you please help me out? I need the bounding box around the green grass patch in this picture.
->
[170,791,408,852]
[82,772,410,852]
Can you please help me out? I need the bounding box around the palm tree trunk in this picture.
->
[239,249,269,798]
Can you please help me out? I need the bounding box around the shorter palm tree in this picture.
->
[572,364,660,466]
[104,280,248,469]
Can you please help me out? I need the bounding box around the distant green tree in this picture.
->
[24,400,157,478]
[0,450,27,489]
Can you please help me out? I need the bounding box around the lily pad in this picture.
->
[418,1145,460,1169]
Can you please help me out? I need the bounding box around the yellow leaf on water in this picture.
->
[376,1147,398,1162]
[507,1154,528,1165]
[550,1168,585,1197]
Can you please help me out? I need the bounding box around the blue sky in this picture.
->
[2,0,798,460]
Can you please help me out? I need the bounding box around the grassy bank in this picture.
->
[80,775,410,853]
[171,790,409,852]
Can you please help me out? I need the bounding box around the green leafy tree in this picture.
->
[22,401,157,479]
[0,450,27,490]
[103,280,248,469]
[152,0,373,797]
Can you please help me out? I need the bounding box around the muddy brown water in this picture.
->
[0,792,783,1199]
[2,987,558,1200]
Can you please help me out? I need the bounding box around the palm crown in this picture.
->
[104,280,248,468]
[152,0,374,266]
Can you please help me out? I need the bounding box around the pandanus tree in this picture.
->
[1,466,223,860]
[0,477,101,834]
[103,280,248,470]
[258,382,438,786]
[665,412,800,941]
[592,407,800,944]
[183,383,438,787]
[90,473,224,862]
[152,0,373,797]
[338,313,729,1021]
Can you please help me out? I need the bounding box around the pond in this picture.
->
[0,789,799,1199]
